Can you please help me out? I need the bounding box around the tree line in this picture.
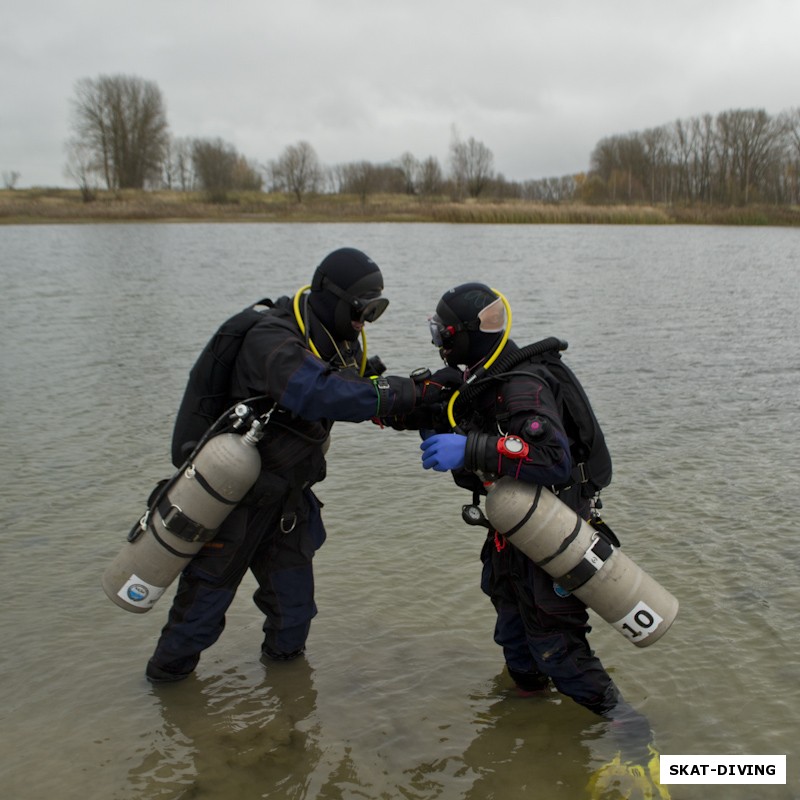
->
[585,108,800,206]
[55,73,800,207]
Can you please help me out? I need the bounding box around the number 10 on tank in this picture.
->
[613,601,665,642]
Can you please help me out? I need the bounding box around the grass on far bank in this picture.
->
[1,187,798,226]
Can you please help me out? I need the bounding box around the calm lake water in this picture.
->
[1,222,798,800]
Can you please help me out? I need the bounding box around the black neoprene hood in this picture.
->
[435,282,503,367]
[308,248,385,340]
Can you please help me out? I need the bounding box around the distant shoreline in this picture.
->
[2,189,798,227]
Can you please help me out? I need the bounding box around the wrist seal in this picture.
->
[464,432,492,472]
[375,375,417,416]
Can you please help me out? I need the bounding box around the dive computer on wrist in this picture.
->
[497,435,529,459]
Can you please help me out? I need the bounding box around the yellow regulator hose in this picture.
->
[293,285,368,375]
[446,288,512,429]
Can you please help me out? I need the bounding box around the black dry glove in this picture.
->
[383,403,450,432]
[395,366,463,430]
[376,367,462,431]
[373,375,416,417]
[365,355,387,376]
[415,366,463,406]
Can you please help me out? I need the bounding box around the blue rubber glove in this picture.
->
[420,433,467,472]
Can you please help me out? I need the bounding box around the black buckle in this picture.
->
[161,503,184,531]
[158,498,214,542]
[554,534,614,592]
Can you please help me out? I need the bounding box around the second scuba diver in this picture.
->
[388,282,670,796]
[144,248,454,683]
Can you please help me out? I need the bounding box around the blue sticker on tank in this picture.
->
[127,584,149,602]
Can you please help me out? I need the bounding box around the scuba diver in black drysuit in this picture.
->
[418,282,622,713]
[145,248,452,683]
[398,283,669,796]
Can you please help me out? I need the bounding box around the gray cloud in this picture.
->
[2,0,798,188]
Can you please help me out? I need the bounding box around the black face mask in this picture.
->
[323,279,389,324]
[429,314,474,367]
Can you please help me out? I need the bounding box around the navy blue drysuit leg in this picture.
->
[148,489,326,678]
[481,538,620,714]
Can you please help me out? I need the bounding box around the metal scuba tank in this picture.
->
[102,406,265,613]
[484,477,678,647]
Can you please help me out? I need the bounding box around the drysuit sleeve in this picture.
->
[236,322,416,422]
[462,370,572,485]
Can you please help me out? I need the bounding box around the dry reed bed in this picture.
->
[0,190,797,226]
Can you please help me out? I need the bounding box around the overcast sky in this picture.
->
[2,0,798,189]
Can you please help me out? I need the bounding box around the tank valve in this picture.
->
[231,404,253,429]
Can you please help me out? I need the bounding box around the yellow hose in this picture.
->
[446,288,512,429]
[293,285,368,375]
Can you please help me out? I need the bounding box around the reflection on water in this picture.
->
[131,663,643,800]
[131,660,321,799]
[1,223,799,800]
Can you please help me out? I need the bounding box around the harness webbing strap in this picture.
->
[504,484,543,538]
[149,520,205,556]
[192,468,239,505]
[157,497,218,543]
[537,517,583,568]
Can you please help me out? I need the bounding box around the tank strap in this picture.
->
[157,497,217,542]
[553,535,614,592]
[148,521,204,557]
[504,483,543,537]
[191,467,239,506]
[537,516,583,568]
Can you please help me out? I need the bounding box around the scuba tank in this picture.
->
[484,477,678,647]
[102,403,268,613]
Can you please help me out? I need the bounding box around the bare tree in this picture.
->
[587,106,800,207]
[192,138,237,202]
[396,152,419,195]
[166,136,196,191]
[69,74,169,190]
[714,109,779,204]
[641,126,670,203]
[334,160,405,202]
[692,115,716,204]
[418,156,443,197]
[521,175,578,203]
[340,161,380,205]
[231,154,264,191]
[162,136,194,190]
[326,164,348,194]
[191,138,262,201]
[64,139,98,201]
[779,107,800,204]
[2,170,21,190]
[271,141,321,202]
[449,130,494,198]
